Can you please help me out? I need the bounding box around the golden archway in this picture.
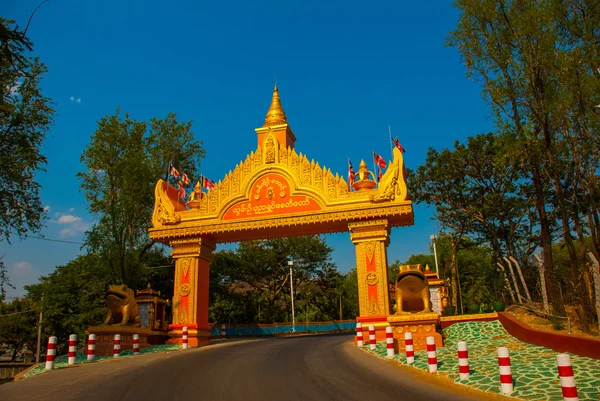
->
[150,86,414,345]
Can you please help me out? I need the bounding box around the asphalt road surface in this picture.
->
[0,334,486,401]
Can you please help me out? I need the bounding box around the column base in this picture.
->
[167,326,212,347]
[356,315,390,341]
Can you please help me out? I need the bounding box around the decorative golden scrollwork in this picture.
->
[179,284,190,297]
[180,258,192,277]
[366,271,378,285]
[265,136,276,163]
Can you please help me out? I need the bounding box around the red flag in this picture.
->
[181,173,191,185]
[378,169,383,182]
[393,137,406,153]
[177,182,186,199]
[170,164,180,179]
[374,153,386,169]
[348,158,355,183]
[202,177,215,191]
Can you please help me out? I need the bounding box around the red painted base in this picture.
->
[166,328,212,347]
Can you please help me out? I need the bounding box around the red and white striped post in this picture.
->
[133,334,140,355]
[45,336,57,370]
[557,354,578,401]
[368,325,376,351]
[426,336,437,373]
[385,326,394,357]
[68,334,77,366]
[497,347,513,394]
[404,332,414,364]
[457,341,470,380]
[221,324,226,338]
[87,334,96,361]
[113,334,121,358]
[356,322,364,347]
[182,327,189,349]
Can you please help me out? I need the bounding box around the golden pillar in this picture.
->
[349,219,391,318]
[168,237,216,347]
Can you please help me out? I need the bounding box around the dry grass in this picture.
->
[506,304,600,338]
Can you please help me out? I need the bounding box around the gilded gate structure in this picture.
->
[149,86,414,346]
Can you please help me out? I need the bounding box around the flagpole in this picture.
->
[372,151,378,187]
[166,161,170,182]
[388,125,394,159]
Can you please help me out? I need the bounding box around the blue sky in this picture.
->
[2,0,493,299]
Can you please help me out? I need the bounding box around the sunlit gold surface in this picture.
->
[104,284,141,326]
[149,86,415,333]
[263,85,288,127]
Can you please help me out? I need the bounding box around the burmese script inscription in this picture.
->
[223,173,321,220]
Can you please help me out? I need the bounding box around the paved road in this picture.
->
[0,334,485,401]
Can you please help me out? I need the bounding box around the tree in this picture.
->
[0,18,54,243]
[0,297,38,361]
[25,255,110,349]
[448,0,600,319]
[78,110,204,287]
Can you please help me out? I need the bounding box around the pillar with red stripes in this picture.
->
[356,322,363,347]
[457,341,470,380]
[182,326,189,349]
[385,326,394,357]
[404,332,414,364]
[68,334,77,366]
[368,324,376,351]
[113,334,121,358]
[45,336,57,370]
[87,334,96,361]
[133,334,140,354]
[426,336,437,373]
[497,347,513,394]
[221,324,226,337]
[556,354,578,401]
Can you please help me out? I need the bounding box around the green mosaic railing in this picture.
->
[365,320,600,400]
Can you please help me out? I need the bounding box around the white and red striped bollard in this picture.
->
[87,334,96,361]
[385,326,395,357]
[457,341,470,380]
[45,336,57,370]
[426,336,437,373]
[356,322,363,347]
[68,334,77,366]
[404,332,414,364]
[133,334,140,354]
[113,334,121,358]
[497,347,513,394]
[368,325,376,350]
[182,327,188,349]
[221,324,226,338]
[557,354,578,401]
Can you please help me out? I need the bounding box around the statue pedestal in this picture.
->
[387,313,442,352]
[87,326,169,356]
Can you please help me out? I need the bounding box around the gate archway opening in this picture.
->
[150,86,414,346]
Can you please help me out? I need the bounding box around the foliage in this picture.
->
[0,18,54,243]
[24,255,111,349]
[78,110,204,287]
[447,0,600,321]
[0,297,38,361]
[0,257,15,302]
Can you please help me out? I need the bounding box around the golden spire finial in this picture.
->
[263,84,288,127]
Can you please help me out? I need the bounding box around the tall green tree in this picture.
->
[0,18,54,296]
[448,0,600,319]
[0,18,54,243]
[78,111,204,287]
